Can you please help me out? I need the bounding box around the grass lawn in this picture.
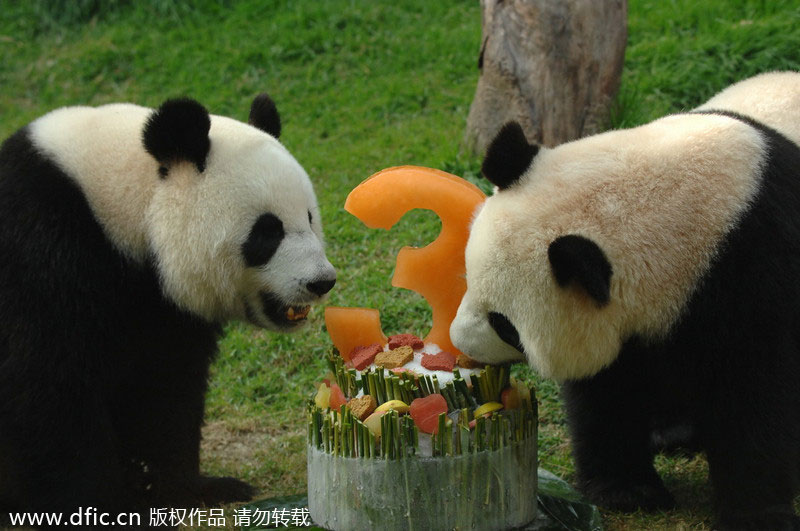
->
[2,0,800,528]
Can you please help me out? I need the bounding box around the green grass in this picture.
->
[2,0,800,528]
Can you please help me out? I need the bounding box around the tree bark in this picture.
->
[465,0,627,151]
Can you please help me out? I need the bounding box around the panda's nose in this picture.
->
[307,278,336,296]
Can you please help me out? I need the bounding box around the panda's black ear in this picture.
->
[249,93,281,139]
[481,121,539,190]
[143,98,211,173]
[548,235,612,306]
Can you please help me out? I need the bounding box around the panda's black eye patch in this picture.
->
[488,312,523,353]
[242,213,285,267]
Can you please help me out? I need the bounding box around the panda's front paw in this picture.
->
[715,508,800,531]
[578,476,675,512]
[197,475,258,506]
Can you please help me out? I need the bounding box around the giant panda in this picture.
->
[451,72,800,529]
[0,95,336,520]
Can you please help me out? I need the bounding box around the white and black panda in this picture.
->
[0,95,335,519]
[451,72,800,529]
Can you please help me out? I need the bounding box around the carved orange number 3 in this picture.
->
[325,166,486,360]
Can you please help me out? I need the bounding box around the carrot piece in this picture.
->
[325,307,387,362]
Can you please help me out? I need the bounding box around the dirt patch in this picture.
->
[200,417,307,498]
[201,420,271,474]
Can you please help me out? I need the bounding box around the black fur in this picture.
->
[562,114,800,529]
[488,312,523,352]
[548,235,612,306]
[248,93,281,139]
[481,121,539,190]
[0,128,254,525]
[242,212,285,268]
[142,98,211,173]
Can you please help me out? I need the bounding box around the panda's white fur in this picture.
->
[451,72,800,526]
[30,103,333,328]
[696,71,800,146]
[452,112,766,379]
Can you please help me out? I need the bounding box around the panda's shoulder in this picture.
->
[30,103,151,147]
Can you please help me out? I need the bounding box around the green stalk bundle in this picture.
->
[316,354,535,463]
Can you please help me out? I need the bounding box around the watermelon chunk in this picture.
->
[409,393,448,434]
[501,387,521,410]
[329,383,348,411]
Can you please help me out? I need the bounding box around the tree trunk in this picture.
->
[465,0,627,152]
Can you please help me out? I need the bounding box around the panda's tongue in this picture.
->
[286,305,311,321]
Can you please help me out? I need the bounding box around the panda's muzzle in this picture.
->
[488,312,524,353]
[259,292,312,328]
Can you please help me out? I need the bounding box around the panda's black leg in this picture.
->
[698,347,800,530]
[116,332,256,509]
[116,362,208,508]
[703,423,800,530]
[562,351,674,512]
[12,393,142,525]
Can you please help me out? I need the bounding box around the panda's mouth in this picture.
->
[488,312,524,353]
[258,292,312,328]
[286,305,311,321]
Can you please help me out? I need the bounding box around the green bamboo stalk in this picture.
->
[333,416,339,456]
[392,377,403,403]
[315,409,322,448]
[343,419,350,457]
[406,416,416,457]
[386,411,395,460]
[368,431,375,458]
[392,411,401,460]
[348,368,358,397]
[461,423,471,455]
[470,374,482,403]
[388,411,395,460]
[445,417,453,456]
[349,421,355,458]
[437,413,446,456]
[402,380,414,404]
[371,372,381,404]
[326,350,337,374]
[397,412,406,459]
[478,371,491,404]
[454,377,476,408]
[440,384,455,411]
[476,416,485,452]
[384,374,394,402]
[363,422,371,458]
[377,370,388,404]
[380,413,388,458]
[323,416,331,453]
[413,383,423,399]
[419,374,430,396]
[354,421,362,457]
